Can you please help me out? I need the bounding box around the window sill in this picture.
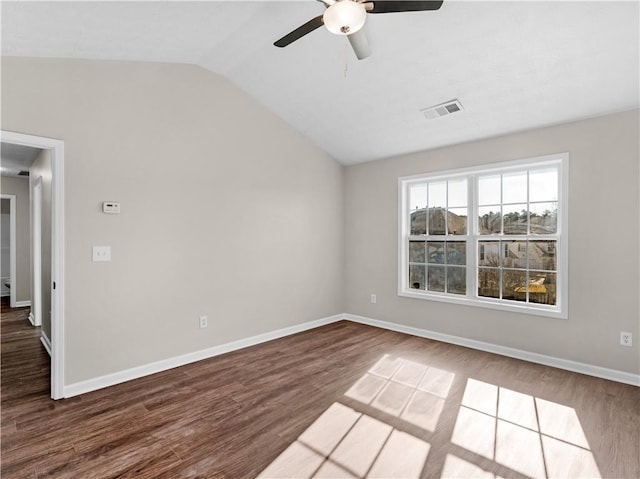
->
[398,289,567,319]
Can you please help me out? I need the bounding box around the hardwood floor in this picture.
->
[1,301,639,478]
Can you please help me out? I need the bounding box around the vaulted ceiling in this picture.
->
[2,1,638,165]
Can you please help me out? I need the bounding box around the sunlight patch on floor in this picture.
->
[257,402,429,479]
[345,354,455,433]
[541,434,601,478]
[368,430,430,478]
[451,406,496,459]
[258,357,602,479]
[536,397,590,448]
[329,414,393,477]
[441,454,505,479]
[299,402,360,457]
[451,378,601,479]
[257,441,325,479]
[497,386,538,430]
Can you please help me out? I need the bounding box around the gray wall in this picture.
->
[2,55,637,388]
[30,149,53,339]
[345,109,639,375]
[1,57,345,384]
[0,175,31,303]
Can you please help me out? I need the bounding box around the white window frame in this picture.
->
[398,153,569,319]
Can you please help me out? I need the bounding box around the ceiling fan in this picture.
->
[274,0,444,60]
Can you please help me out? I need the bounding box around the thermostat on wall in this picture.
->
[102,201,121,214]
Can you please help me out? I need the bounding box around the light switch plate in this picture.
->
[102,202,120,214]
[92,246,111,262]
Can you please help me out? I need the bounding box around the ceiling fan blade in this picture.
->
[274,15,325,48]
[366,1,443,14]
[347,28,372,60]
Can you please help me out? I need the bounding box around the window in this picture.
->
[408,178,468,295]
[399,154,568,319]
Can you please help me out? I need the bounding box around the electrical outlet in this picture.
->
[370,294,377,304]
[199,316,208,329]
[620,332,632,347]
[92,246,111,262]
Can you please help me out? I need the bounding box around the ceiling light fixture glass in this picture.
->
[323,1,367,35]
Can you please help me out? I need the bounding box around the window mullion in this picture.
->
[468,174,477,299]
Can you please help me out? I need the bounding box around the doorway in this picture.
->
[0,130,65,400]
[0,195,16,307]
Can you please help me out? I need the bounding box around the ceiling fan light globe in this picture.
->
[323,1,367,35]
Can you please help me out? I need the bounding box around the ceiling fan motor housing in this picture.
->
[323,1,367,35]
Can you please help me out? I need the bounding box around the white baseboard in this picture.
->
[40,331,52,357]
[62,311,639,398]
[15,300,31,307]
[28,312,35,326]
[63,314,344,398]
[343,313,640,387]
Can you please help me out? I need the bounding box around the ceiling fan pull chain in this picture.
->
[344,40,349,78]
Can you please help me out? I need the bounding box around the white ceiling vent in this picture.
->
[421,99,464,120]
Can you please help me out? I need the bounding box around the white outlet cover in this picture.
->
[92,246,111,262]
[620,332,632,347]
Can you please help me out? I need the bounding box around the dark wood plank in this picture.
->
[1,298,639,478]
